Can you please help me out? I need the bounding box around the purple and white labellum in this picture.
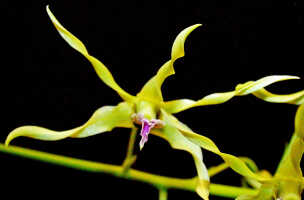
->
[132,113,164,150]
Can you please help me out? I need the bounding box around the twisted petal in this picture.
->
[155,109,209,200]
[5,102,134,145]
[164,75,300,114]
[160,110,271,182]
[46,6,134,102]
[137,24,202,103]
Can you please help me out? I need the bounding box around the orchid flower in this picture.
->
[236,103,304,200]
[5,5,303,199]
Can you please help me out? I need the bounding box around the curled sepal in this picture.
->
[171,24,202,61]
[252,89,304,105]
[46,6,134,102]
[5,102,134,145]
[155,109,209,200]
[137,24,202,103]
[162,112,270,182]
[164,75,299,114]
[235,75,299,95]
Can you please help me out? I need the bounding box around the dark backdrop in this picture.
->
[3,0,304,199]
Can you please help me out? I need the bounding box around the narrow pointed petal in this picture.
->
[155,110,209,199]
[160,110,270,182]
[5,102,134,145]
[46,6,134,102]
[137,24,202,103]
[164,75,300,114]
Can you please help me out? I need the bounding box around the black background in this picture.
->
[3,0,304,199]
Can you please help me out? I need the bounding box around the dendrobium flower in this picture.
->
[5,5,304,200]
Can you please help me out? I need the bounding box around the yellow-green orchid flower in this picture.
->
[5,5,303,199]
[236,102,304,200]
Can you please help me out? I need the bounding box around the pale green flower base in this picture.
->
[0,143,257,199]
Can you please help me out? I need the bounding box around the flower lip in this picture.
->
[131,113,164,150]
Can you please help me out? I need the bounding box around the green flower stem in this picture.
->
[125,127,137,159]
[122,128,137,173]
[209,184,257,198]
[0,144,257,198]
[159,188,168,200]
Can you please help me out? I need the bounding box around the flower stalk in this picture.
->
[122,127,138,173]
[158,188,168,200]
[0,143,258,198]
